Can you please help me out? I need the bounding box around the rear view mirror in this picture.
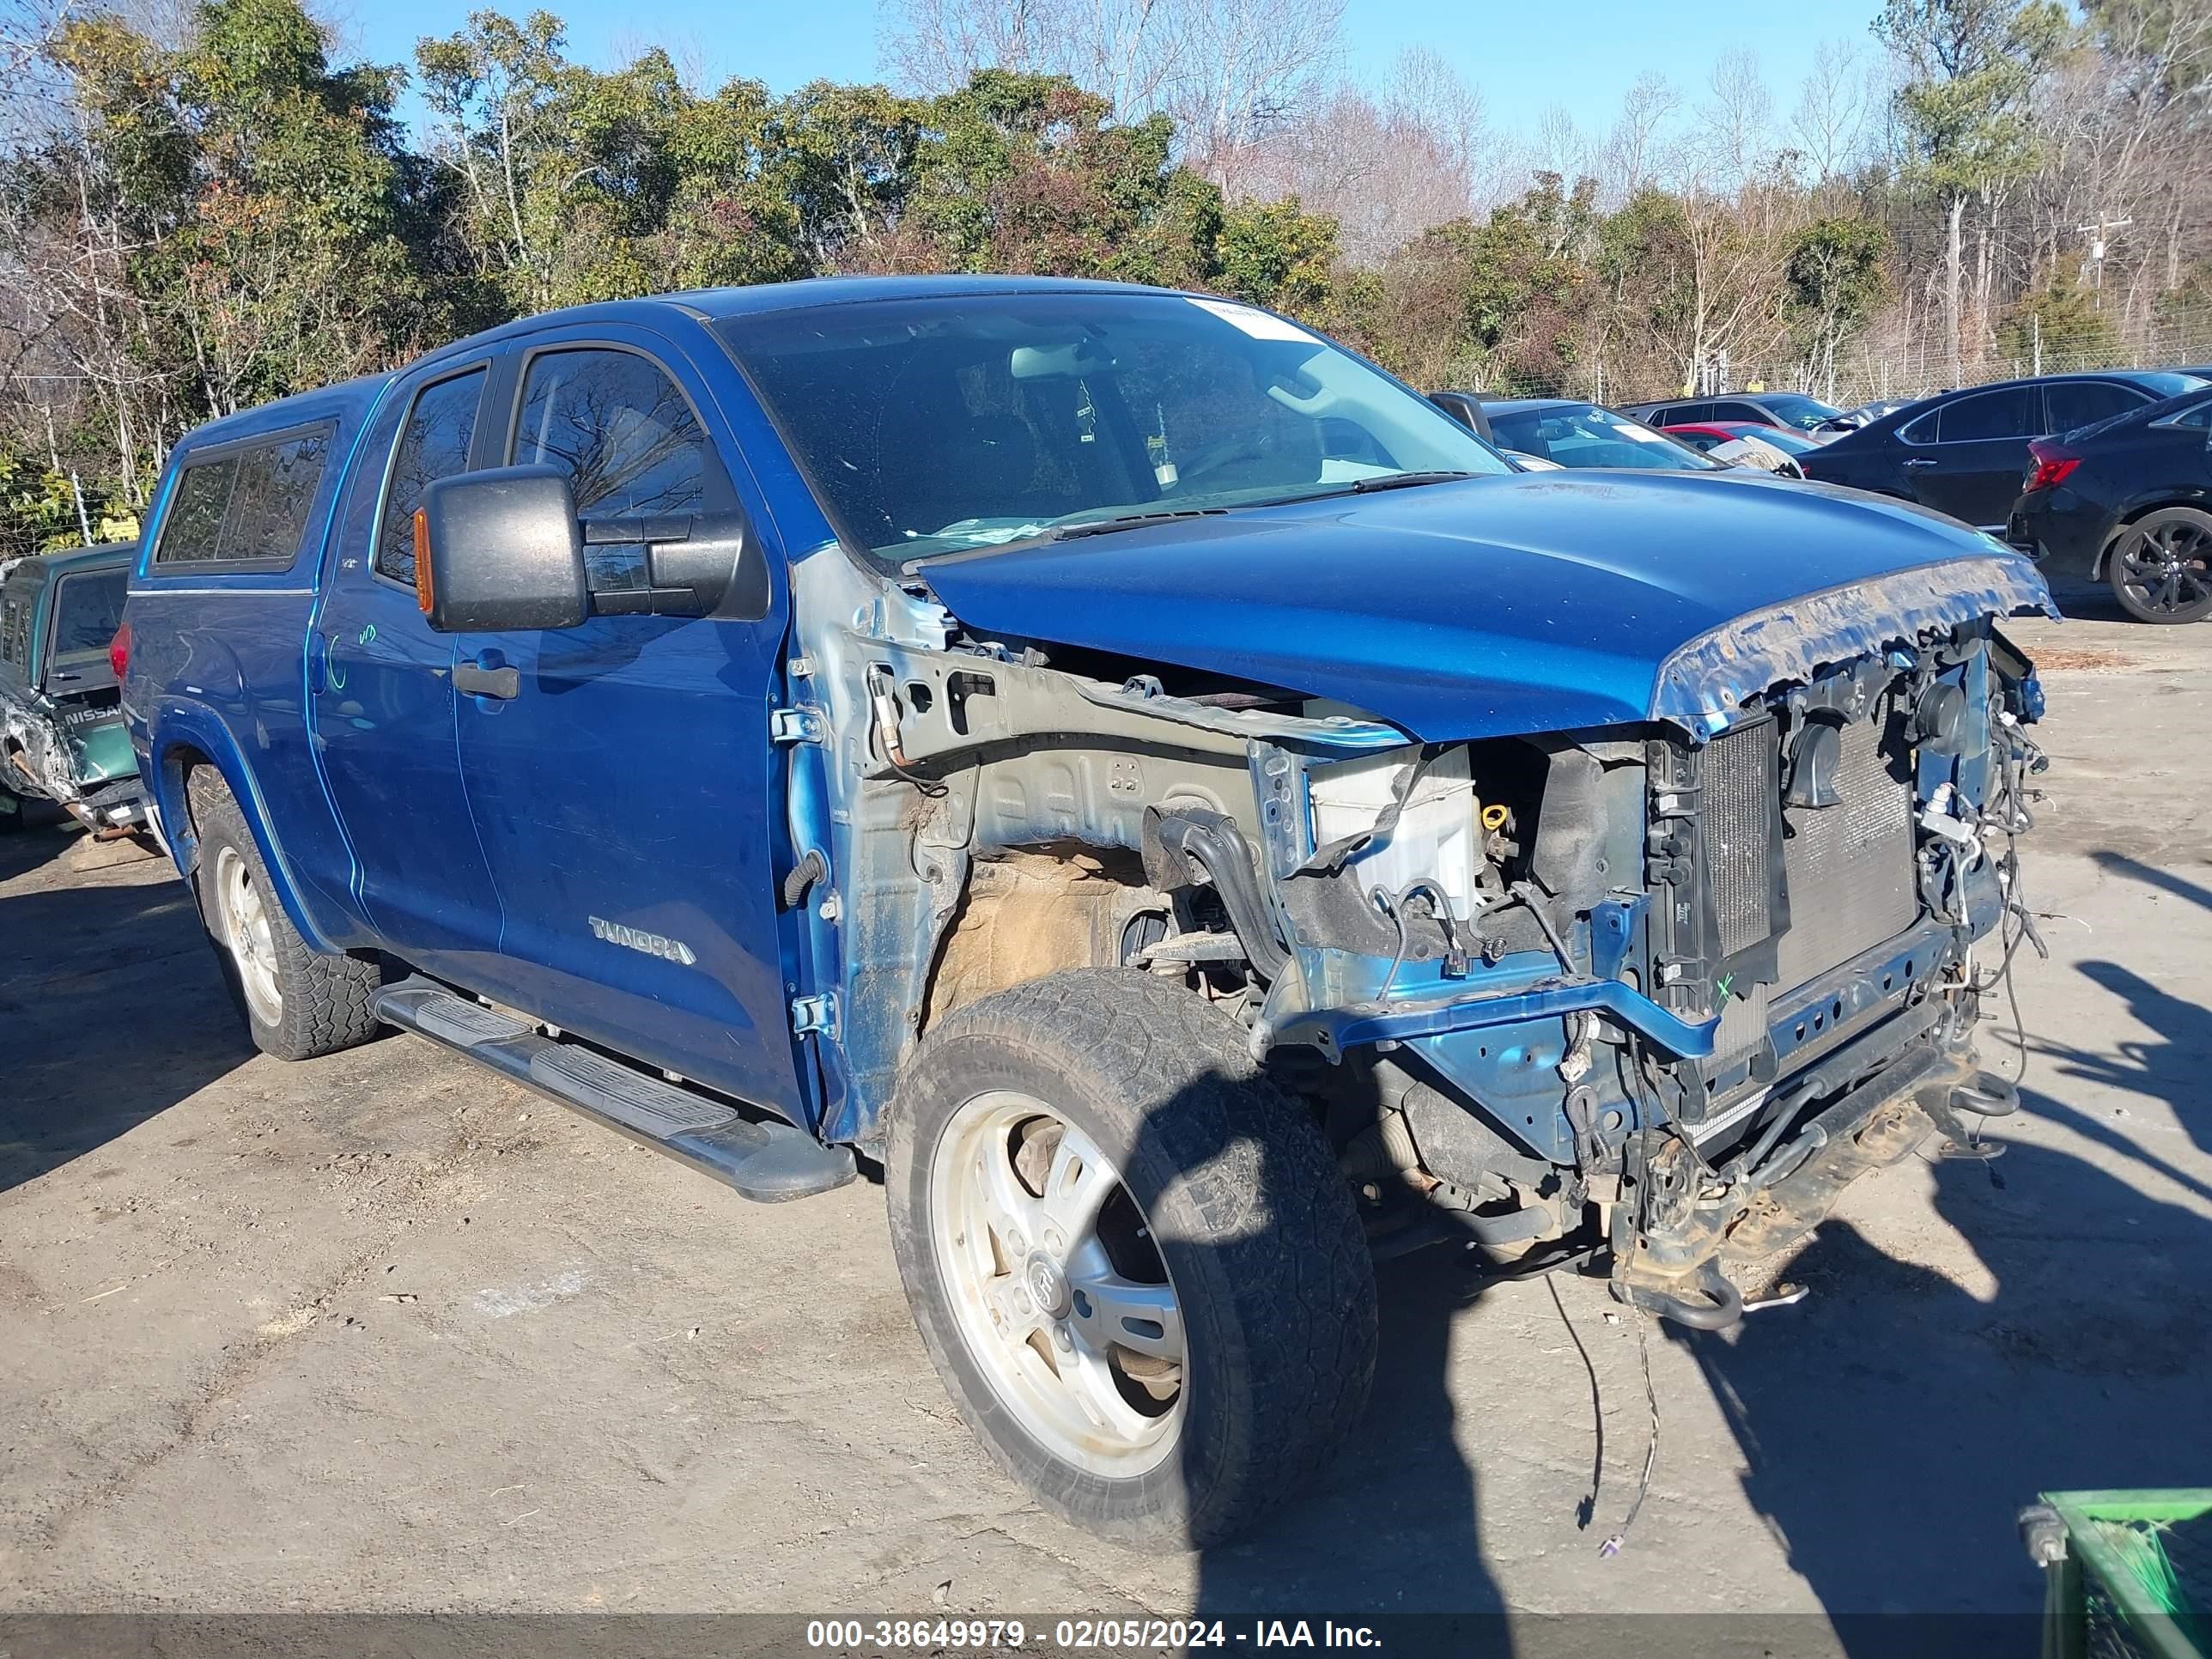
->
[419,465,587,633]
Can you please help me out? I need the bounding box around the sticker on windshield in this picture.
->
[1617,423,1674,443]
[1186,297,1321,343]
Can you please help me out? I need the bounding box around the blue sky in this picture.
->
[331,0,1888,143]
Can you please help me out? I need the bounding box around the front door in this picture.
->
[450,327,803,1122]
[310,363,506,981]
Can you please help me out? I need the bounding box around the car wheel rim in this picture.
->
[216,845,283,1025]
[931,1090,1184,1478]
[2118,523,2212,614]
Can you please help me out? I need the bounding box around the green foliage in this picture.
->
[1996,278,2120,362]
[1875,0,2071,197]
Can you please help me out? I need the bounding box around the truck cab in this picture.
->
[1,543,144,835]
[123,276,2053,1547]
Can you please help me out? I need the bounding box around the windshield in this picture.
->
[1725,425,1823,455]
[51,568,127,665]
[1754,393,1844,431]
[1486,404,1723,471]
[718,292,1512,564]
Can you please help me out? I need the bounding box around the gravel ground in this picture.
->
[2,580,2207,1637]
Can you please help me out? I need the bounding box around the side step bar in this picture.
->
[374,977,856,1202]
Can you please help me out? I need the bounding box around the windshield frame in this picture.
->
[714,289,1518,575]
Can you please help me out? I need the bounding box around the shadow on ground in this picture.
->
[1686,1127,2207,1643]
[0,824,254,1193]
[1188,1244,1510,1620]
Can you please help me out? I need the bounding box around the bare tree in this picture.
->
[1601,72,1680,207]
[1790,39,1878,185]
[1695,48,1773,187]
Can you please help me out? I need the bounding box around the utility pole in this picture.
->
[2076,215,2133,294]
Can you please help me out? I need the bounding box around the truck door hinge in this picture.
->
[770,706,824,745]
[790,993,839,1039]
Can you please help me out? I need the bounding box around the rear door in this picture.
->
[1910,386,2039,527]
[450,324,803,1120]
[310,362,506,977]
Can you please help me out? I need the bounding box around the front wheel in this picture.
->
[886,970,1376,1548]
[2109,507,2212,623]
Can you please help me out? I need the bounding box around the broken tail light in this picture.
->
[108,619,131,680]
[2024,441,2081,494]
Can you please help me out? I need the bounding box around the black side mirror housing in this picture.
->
[580,513,769,621]
[421,466,771,632]
[420,466,588,633]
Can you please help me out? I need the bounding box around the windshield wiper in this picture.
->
[1048,507,1229,541]
[1345,469,1479,494]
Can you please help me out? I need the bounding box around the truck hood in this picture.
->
[915,470,2057,742]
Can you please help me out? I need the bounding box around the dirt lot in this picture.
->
[3,580,2208,1635]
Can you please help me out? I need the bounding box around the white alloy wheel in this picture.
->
[931,1089,1184,1478]
[215,842,283,1026]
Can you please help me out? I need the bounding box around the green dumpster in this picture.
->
[2023,1491,2212,1659]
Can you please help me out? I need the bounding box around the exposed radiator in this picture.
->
[1703,719,1778,958]
[1698,711,1919,1066]
[1774,716,1918,990]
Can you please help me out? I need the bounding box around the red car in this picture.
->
[1662,420,1827,477]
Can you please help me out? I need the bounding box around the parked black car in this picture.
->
[1427,394,1723,471]
[1614,391,1844,435]
[2008,386,2212,623]
[1801,370,2208,532]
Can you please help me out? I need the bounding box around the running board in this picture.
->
[374,977,856,1202]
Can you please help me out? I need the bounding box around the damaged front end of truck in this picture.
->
[776,513,2053,1332]
[0,547,148,837]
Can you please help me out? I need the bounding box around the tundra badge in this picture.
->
[587,916,698,965]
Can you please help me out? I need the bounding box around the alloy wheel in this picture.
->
[930,1091,1184,1477]
[215,844,283,1025]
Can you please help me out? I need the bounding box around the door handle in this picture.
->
[454,662,520,700]
[1903,458,1938,469]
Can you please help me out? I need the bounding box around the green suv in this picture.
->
[0,544,145,835]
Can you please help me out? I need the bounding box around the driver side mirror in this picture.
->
[418,465,768,632]
[419,466,586,633]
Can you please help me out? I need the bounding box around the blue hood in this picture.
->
[916,470,2056,742]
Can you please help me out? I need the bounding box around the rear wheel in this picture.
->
[887,969,1376,1547]
[2109,507,2212,623]
[188,769,382,1060]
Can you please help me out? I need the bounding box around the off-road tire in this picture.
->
[187,768,381,1060]
[886,969,1376,1547]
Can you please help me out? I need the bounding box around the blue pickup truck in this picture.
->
[123,276,2052,1546]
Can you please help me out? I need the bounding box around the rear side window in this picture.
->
[2169,399,2212,430]
[154,428,332,566]
[378,368,488,586]
[1939,387,2035,442]
[1,585,32,670]
[2045,381,2144,432]
[1708,401,1763,423]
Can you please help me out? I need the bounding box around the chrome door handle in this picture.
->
[1903,458,1938,469]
